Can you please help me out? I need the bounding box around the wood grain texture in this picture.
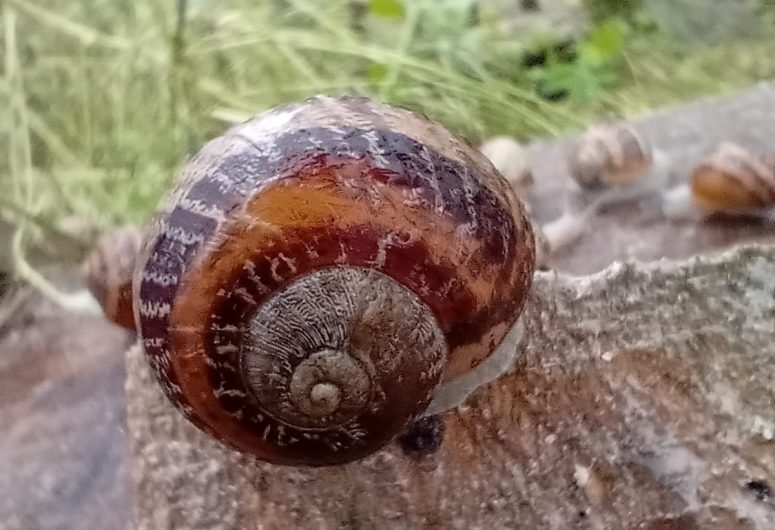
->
[127,245,775,529]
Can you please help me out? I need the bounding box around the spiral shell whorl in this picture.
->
[135,96,534,465]
[243,267,445,434]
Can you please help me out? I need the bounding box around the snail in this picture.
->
[479,136,533,196]
[82,225,143,329]
[540,123,666,257]
[662,142,775,221]
[568,123,653,191]
[134,95,536,466]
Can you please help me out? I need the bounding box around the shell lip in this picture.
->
[423,314,527,416]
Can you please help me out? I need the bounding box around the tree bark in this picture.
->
[126,245,775,530]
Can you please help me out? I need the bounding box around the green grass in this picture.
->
[2,0,775,266]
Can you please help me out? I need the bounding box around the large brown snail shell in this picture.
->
[133,95,536,466]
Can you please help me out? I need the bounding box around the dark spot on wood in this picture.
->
[398,415,445,456]
[745,479,772,501]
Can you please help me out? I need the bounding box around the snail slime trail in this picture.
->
[133,95,536,466]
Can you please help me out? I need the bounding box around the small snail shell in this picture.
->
[83,225,142,329]
[134,95,536,466]
[568,124,653,191]
[479,136,533,195]
[691,142,775,214]
[663,142,775,220]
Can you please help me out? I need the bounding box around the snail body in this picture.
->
[82,225,142,329]
[134,96,536,466]
[663,142,775,220]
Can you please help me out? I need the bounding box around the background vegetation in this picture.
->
[2,0,775,268]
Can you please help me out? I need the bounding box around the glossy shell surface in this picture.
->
[134,96,535,464]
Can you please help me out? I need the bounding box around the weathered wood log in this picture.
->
[127,244,775,529]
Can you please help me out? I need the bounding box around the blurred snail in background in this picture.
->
[662,142,775,221]
[479,136,533,198]
[568,124,653,191]
[82,225,142,330]
[540,123,664,257]
[479,136,549,266]
[130,95,536,466]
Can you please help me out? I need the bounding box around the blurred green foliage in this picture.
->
[530,20,625,102]
[1,0,775,264]
[645,0,765,44]
[369,0,405,18]
[582,0,641,22]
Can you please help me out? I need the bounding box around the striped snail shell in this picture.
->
[134,95,536,466]
[690,142,775,215]
[568,124,653,190]
[83,225,142,329]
